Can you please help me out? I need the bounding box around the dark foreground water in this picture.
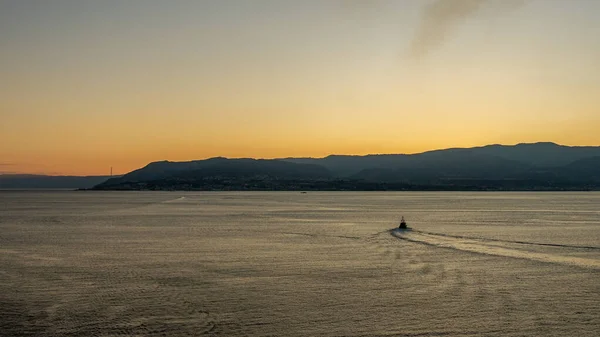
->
[1,191,599,336]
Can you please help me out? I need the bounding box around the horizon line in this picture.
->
[4,141,600,177]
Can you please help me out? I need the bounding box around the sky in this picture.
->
[1,0,599,175]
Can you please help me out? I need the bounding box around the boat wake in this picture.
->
[391,229,600,270]
[162,196,186,203]
[409,229,600,250]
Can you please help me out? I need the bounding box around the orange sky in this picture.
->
[1,1,599,175]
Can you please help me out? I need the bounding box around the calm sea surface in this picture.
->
[1,191,599,336]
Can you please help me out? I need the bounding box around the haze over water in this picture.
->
[1,191,598,336]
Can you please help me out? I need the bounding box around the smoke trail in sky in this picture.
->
[410,0,527,59]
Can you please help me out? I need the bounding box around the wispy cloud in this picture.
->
[409,0,527,59]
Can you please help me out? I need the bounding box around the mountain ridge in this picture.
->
[90,142,600,191]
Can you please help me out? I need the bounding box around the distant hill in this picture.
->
[90,142,600,191]
[554,156,600,183]
[0,175,114,189]
[282,142,600,177]
[94,158,331,190]
[349,152,528,183]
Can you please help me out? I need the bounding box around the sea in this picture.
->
[1,191,599,336]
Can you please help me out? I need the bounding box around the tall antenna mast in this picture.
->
[110,167,113,177]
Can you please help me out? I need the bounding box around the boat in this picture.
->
[399,216,408,229]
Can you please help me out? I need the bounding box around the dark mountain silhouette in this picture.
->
[0,174,114,189]
[174,158,331,180]
[94,158,331,190]
[457,142,600,167]
[554,156,600,183]
[91,142,600,191]
[350,152,528,183]
[283,142,600,177]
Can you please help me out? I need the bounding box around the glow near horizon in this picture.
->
[1,0,599,175]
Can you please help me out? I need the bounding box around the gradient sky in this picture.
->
[1,0,599,175]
